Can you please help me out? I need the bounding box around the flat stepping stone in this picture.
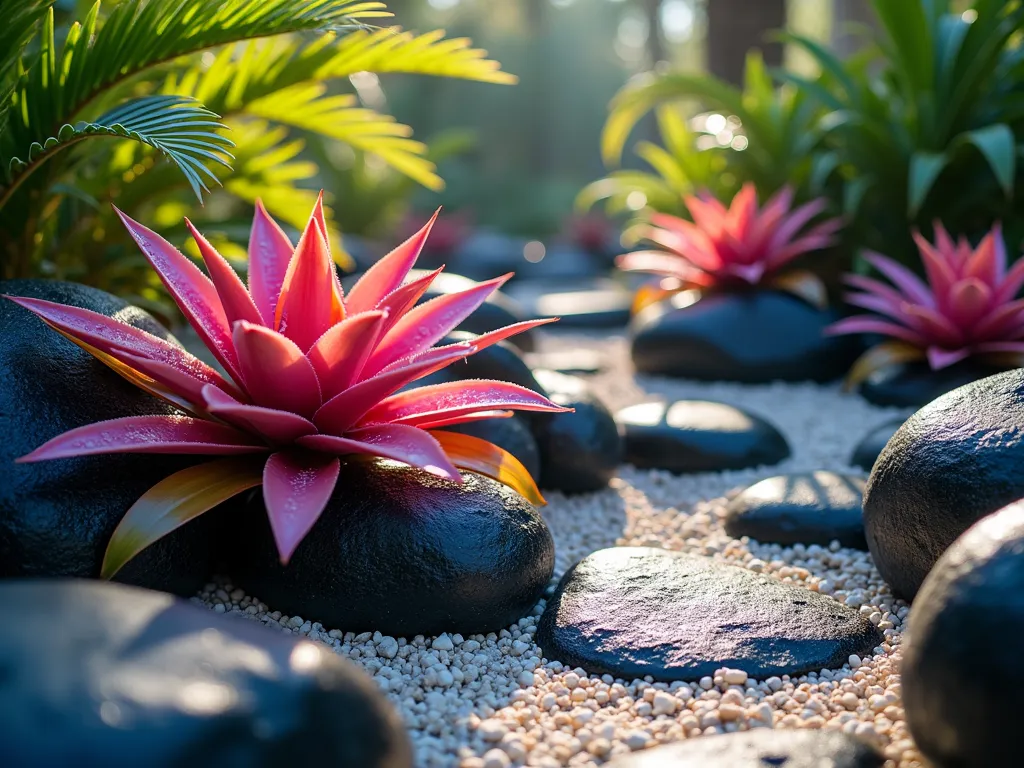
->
[617,400,790,473]
[536,547,882,682]
[607,728,883,767]
[724,472,868,550]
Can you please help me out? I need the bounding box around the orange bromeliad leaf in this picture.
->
[844,340,926,391]
[101,456,265,579]
[430,429,546,507]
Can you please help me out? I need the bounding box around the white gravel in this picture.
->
[196,333,927,768]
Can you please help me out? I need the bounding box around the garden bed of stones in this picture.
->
[194,331,923,768]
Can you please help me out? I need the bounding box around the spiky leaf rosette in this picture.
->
[619,183,841,312]
[828,223,1024,385]
[4,196,568,575]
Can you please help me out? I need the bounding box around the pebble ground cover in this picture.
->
[197,332,922,768]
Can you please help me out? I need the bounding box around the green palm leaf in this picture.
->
[2,95,232,207]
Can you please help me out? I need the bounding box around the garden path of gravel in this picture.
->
[198,332,925,768]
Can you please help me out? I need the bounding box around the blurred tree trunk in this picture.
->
[706,0,785,85]
[832,0,878,57]
[642,0,666,67]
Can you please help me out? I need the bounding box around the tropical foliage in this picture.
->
[580,51,830,224]
[784,0,1024,264]
[0,0,514,315]
[829,223,1024,384]
[6,196,566,575]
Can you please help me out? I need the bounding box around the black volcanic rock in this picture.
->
[863,368,1024,600]
[617,400,790,473]
[0,579,411,768]
[725,472,867,549]
[0,280,216,596]
[903,502,1024,768]
[630,289,859,383]
[230,459,554,636]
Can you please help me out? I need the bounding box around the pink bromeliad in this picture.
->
[828,223,1024,381]
[5,195,568,576]
[620,183,842,311]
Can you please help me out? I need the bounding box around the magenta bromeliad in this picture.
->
[619,183,842,311]
[4,195,568,576]
[828,223,1024,383]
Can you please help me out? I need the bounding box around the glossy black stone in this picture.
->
[630,289,859,383]
[617,400,790,473]
[858,360,1005,408]
[0,280,216,596]
[863,368,1024,600]
[446,416,541,482]
[608,729,883,767]
[536,547,882,682]
[849,418,906,473]
[725,472,868,550]
[341,269,535,351]
[903,502,1024,768]
[530,371,623,493]
[230,459,554,637]
[0,579,411,768]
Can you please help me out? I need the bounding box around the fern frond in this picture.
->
[2,95,232,207]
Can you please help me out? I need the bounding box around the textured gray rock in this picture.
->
[536,547,882,682]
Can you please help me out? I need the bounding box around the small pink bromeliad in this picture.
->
[5,195,569,577]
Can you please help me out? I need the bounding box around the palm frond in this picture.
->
[2,95,232,207]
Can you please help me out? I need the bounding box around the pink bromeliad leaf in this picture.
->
[202,386,317,444]
[248,199,294,325]
[345,209,440,315]
[263,451,341,563]
[309,192,347,325]
[314,344,476,435]
[307,310,388,401]
[114,207,241,381]
[186,219,264,328]
[360,380,570,429]
[364,274,512,376]
[298,423,461,481]
[831,222,1024,374]
[375,267,445,334]
[18,415,264,462]
[3,296,234,396]
[624,183,839,299]
[232,321,322,417]
[275,217,338,352]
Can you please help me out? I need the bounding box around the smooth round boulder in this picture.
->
[229,459,554,637]
[446,415,542,482]
[0,579,411,768]
[608,729,883,767]
[630,289,859,383]
[617,400,790,473]
[537,547,882,682]
[849,418,905,472]
[530,371,623,493]
[0,280,217,596]
[903,502,1024,768]
[858,360,1005,408]
[863,369,1024,600]
[725,472,867,549]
